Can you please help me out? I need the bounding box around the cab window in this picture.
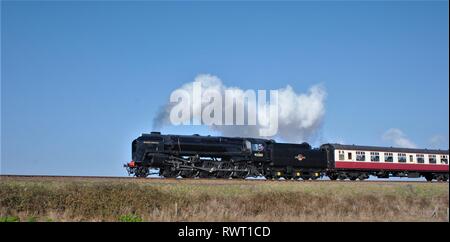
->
[251,143,264,152]
[244,141,252,151]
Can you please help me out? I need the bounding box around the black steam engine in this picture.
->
[125,132,327,179]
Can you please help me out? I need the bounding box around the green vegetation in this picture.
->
[26,216,38,222]
[118,214,143,222]
[0,216,20,222]
[0,177,448,222]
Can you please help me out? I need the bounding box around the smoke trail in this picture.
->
[382,128,417,148]
[428,134,448,149]
[152,74,326,143]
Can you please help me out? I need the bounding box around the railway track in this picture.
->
[0,174,438,183]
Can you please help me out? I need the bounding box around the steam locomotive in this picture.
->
[124,132,449,181]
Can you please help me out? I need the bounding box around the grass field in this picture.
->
[0,176,448,222]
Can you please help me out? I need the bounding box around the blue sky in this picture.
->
[1,1,448,176]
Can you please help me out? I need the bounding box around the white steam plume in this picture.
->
[382,128,417,148]
[153,74,326,143]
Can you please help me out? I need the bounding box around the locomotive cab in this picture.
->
[244,138,273,163]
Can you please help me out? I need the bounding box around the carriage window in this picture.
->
[441,155,448,164]
[348,152,352,160]
[384,153,393,162]
[338,151,345,160]
[417,154,425,163]
[370,152,380,162]
[398,153,407,163]
[409,155,414,163]
[428,155,436,164]
[356,151,366,161]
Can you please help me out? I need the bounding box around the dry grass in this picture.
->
[0,176,448,222]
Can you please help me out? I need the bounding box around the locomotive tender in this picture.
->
[125,132,449,181]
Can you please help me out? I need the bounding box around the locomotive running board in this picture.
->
[175,164,249,173]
